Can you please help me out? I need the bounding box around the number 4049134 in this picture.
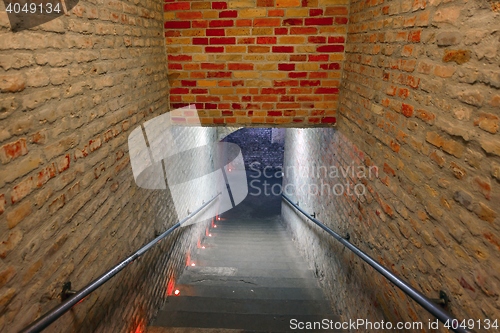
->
[5,2,62,14]
[444,319,498,330]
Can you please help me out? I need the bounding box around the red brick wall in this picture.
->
[164,0,349,126]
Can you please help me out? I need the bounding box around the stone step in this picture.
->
[192,259,307,270]
[172,284,327,300]
[204,238,291,244]
[178,275,322,289]
[161,297,334,316]
[148,328,243,333]
[213,223,284,228]
[152,312,343,332]
[195,246,300,256]
[208,231,289,237]
[201,239,295,246]
[209,225,286,230]
[205,232,290,237]
[185,266,316,279]
[192,251,305,262]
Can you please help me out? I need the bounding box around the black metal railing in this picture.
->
[282,193,473,333]
[20,194,220,333]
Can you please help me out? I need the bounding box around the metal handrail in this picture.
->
[20,193,221,333]
[282,194,472,333]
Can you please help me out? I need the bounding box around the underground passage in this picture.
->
[1,0,500,332]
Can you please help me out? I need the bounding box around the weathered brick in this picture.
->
[56,155,71,173]
[443,50,471,65]
[0,229,22,259]
[474,202,497,223]
[0,74,25,93]
[10,177,33,204]
[436,31,462,46]
[434,64,456,78]
[442,138,464,158]
[433,7,461,24]
[0,266,16,289]
[449,161,467,179]
[0,194,5,215]
[257,0,274,6]
[480,139,500,157]
[228,0,256,8]
[0,138,28,164]
[429,150,445,167]
[474,113,499,134]
[6,200,32,229]
[401,103,414,117]
[276,0,301,7]
[425,131,444,148]
[253,18,281,26]
[35,163,57,188]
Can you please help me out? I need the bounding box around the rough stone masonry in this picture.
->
[282,0,500,331]
[0,1,222,332]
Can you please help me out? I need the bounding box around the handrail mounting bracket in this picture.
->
[431,290,450,308]
[61,282,77,302]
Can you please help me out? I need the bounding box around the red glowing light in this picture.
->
[191,263,195,266]
[133,325,144,333]
[228,168,232,172]
[214,225,217,228]
[167,279,176,295]
[217,216,220,220]
[174,289,180,296]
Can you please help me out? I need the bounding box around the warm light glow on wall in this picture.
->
[166,279,176,296]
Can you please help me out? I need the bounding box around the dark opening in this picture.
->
[221,128,285,219]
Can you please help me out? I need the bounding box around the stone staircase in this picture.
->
[148,176,342,332]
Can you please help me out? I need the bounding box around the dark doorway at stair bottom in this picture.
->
[149,128,343,333]
[222,127,286,219]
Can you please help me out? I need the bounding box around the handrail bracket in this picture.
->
[61,282,77,302]
[430,290,450,308]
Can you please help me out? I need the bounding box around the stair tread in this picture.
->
[171,284,328,300]
[191,260,307,270]
[178,275,321,289]
[185,266,316,279]
[192,253,305,262]
[202,238,293,242]
[148,326,341,333]
[200,243,296,249]
[160,297,334,315]
[148,328,244,333]
[194,248,302,256]
[152,312,343,332]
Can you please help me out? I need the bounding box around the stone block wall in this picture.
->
[282,128,386,324]
[340,0,500,324]
[281,0,500,330]
[164,0,349,126]
[222,128,285,170]
[0,1,219,332]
